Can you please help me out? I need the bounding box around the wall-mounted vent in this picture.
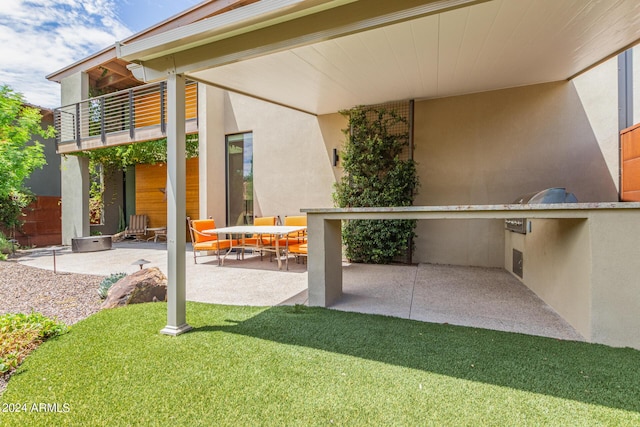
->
[513,249,523,278]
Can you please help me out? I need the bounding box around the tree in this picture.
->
[0,85,53,230]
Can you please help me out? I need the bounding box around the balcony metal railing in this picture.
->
[53,80,198,153]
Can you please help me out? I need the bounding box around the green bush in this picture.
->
[98,272,127,299]
[0,231,14,259]
[333,105,419,263]
[0,312,68,373]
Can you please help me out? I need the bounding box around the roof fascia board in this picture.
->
[126,0,486,82]
[117,0,354,62]
[125,0,259,44]
[47,0,253,82]
[46,45,117,82]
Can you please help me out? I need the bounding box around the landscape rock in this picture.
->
[101,267,167,309]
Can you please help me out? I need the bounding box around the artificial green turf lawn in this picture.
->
[1,302,639,426]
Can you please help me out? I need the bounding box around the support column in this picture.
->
[307,214,343,306]
[618,49,633,131]
[198,84,226,222]
[60,72,90,245]
[161,73,192,336]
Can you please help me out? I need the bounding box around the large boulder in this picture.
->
[101,267,167,309]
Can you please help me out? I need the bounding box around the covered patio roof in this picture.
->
[111,0,640,335]
[118,0,640,115]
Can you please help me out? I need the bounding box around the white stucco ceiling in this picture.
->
[126,0,640,115]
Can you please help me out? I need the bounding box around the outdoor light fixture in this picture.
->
[132,259,151,270]
[49,246,65,274]
[332,148,339,166]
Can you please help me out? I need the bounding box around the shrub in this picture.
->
[0,312,68,374]
[98,272,127,299]
[333,105,419,263]
[0,232,11,253]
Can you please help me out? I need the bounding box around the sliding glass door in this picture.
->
[226,132,253,225]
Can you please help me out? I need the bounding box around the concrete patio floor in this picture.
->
[16,240,583,341]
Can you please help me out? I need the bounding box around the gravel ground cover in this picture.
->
[0,258,104,395]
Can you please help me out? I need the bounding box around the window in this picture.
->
[226,132,253,225]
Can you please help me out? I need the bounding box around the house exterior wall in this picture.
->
[218,92,346,223]
[633,45,640,125]
[26,113,60,197]
[500,54,640,341]
[60,72,90,244]
[197,85,226,223]
[412,80,618,267]
[197,71,621,269]
[89,169,124,237]
[572,55,619,190]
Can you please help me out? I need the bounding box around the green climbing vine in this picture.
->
[72,135,199,226]
[333,105,418,264]
[74,134,199,172]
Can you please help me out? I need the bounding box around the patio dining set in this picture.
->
[188,215,308,270]
[124,214,307,271]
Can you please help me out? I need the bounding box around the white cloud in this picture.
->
[0,0,133,107]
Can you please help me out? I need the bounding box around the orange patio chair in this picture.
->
[242,216,277,259]
[187,217,237,264]
[275,215,307,247]
[262,215,307,265]
[288,243,307,264]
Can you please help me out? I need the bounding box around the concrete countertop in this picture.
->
[302,202,640,213]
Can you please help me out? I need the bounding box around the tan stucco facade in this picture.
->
[504,210,640,348]
[60,72,90,245]
[197,89,343,225]
[412,79,618,267]
[505,219,592,338]
[196,66,624,269]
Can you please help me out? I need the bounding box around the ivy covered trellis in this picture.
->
[333,104,418,264]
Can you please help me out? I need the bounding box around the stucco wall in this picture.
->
[90,169,124,236]
[505,220,592,339]
[217,92,341,222]
[412,80,618,267]
[60,72,90,244]
[198,85,226,224]
[199,75,621,268]
[26,113,60,197]
[572,55,619,190]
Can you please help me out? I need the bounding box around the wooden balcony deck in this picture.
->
[54,80,198,154]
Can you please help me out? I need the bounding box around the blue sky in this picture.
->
[117,0,202,32]
[0,0,202,108]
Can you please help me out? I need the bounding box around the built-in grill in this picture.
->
[506,187,578,234]
[511,187,578,205]
[507,188,578,278]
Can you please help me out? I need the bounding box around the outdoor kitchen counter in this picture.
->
[302,202,640,219]
[302,203,640,349]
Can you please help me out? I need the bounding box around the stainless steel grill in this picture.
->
[506,188,578,234]
[511,187,578,204]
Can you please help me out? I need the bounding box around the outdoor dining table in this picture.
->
[202,225,307,270]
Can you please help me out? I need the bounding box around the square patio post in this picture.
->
[307,214,343,306]
[161,72,192,336]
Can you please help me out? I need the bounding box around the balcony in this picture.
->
[53,80,198,154]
